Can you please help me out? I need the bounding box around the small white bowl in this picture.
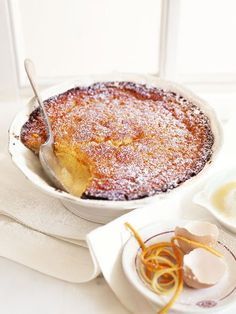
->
[9,73,223,224]
[193,169,236,233]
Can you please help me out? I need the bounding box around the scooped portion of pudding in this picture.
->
[20,81,214,200]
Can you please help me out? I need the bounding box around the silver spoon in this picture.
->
[24,59,68,192]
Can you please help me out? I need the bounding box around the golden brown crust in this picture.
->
[21,82,214,200]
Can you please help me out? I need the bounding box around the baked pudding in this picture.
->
[20,82,214,201]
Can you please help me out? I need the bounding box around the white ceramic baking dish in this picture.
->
[9,73,223,223]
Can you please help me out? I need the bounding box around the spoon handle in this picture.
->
[24,59,52,139]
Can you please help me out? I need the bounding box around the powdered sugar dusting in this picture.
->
[21,82,214,201]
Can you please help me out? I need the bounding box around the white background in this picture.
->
[1,0,236,118]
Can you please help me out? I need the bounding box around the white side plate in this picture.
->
[122,220,236,313]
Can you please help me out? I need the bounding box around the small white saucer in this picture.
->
[193,168,236,233]
[122,220,236,313]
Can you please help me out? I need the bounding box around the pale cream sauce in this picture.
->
[211,182,236,218]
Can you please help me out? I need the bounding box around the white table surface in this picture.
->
[0,257,129,314]
[0,93,235,314]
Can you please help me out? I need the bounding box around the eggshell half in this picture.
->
[183,248,227,289]
[175,221,219,253]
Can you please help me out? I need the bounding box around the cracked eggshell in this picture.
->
[183,248,227,289]
[175,221,219,253]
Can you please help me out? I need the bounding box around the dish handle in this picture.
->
[192,190,208,208]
